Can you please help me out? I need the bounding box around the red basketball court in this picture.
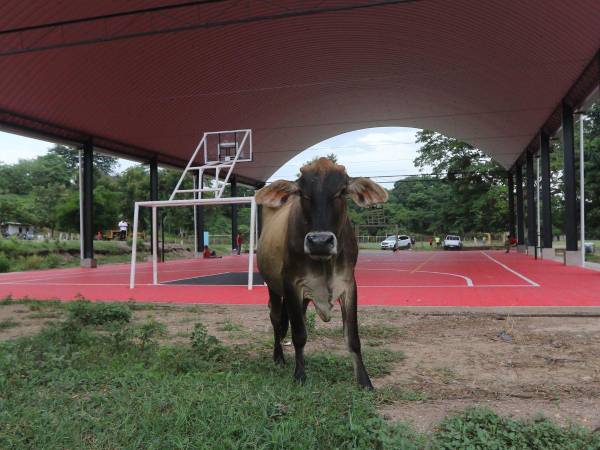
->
[0,250,599,307]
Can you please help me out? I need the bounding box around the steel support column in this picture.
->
[231,175,238,250]
[255,181,265,237]
[526,151,537,251]
[507,172,516,239]
[149,158,158,255]
[540,131,553,248]
[515,161,525,247]
[562,102,578,253]
[193,172,204,253]
[81,140,96,267]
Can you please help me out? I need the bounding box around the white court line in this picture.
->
[359,284,534,288]
[0,266,242,284]
[361,267,473,287]
[417,270,473,287]
[0,283,535,288]
[480,251,540,287]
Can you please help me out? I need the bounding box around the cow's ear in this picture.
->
[255,180,299,208]
[347,177,388,207]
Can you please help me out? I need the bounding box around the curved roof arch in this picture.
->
[0,0,598,182]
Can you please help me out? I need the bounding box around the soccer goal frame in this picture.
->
[128,196,257,289]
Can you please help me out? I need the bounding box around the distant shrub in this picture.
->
[67,300,132,326]
[0,253,10,273]
[22,255,44,270]
[0,239,19,257]
[43,253,62,269]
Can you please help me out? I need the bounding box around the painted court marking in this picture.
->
[480,251,540,287]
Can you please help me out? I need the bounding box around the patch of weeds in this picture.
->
[25,300,62,312]
[27,311,62,319]
[314,325,343,338]
[126,300,169,311]
[135,318,167,350]
[360,323,404,340]
[305,309,317,332]
[306,349,405,383]
[375,385,428,405]
[217,319,244,332]
[0,294,13,305]
[67,300,132,326]
[433,366,457,384]
[173,331,191,338]
[0,319,19,330]
[190,322,225,359]
[433,407,600,449]
[106,321,134,351]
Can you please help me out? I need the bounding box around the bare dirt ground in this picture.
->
[2,301,599,432]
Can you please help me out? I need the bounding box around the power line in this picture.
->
[0,0,425,57]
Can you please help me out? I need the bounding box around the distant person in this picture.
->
[96,230,103,240]
[435,236,441,248]
[118,219,128,240]
[236,233,243,255]
[203,245,222,259]
[505,235,517,253]
[429,237,433,247]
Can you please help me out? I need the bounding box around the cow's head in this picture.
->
[256,157,388,260]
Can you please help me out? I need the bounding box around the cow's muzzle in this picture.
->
[304,231,337,260]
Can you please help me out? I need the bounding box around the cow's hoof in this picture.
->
[359,381,374,390]
[358,376,374,390]
[293,371,306,384]
[273,353,286,366]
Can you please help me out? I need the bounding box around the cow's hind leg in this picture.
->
[284,282,307,383]
[340,281,373,389]
[269,288,288,365]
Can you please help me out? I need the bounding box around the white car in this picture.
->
[443,235,463,250]
[380,235,412,250]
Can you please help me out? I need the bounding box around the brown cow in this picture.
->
[256,158,388,388]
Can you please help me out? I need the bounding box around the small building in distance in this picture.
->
[0,222,34,238]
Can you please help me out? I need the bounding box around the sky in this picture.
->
[0,127,424,187]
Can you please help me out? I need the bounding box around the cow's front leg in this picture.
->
[340,281,373,389]
[284,282,307,383]
[268,288,288,365]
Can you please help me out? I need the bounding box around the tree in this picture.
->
[48,145,118,176]
[408,130,508,235]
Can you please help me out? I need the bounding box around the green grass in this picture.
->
[217,319,244,332]
[0,319,18,330]
[1,302,599,449]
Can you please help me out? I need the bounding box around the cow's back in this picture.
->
[257,197,297,296]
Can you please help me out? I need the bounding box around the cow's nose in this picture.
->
[304,232,337,258]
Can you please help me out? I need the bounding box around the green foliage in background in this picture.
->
[1,104,600,242]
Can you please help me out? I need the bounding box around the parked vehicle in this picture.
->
[380,236,398,250]
[380,235,412,250]
[443,235,463,250]
[396,235,412,250]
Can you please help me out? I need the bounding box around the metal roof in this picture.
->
[0,0,598,182]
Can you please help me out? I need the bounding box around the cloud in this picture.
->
[268,127,425,184]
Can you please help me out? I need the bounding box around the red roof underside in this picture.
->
[0,0,599,180]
